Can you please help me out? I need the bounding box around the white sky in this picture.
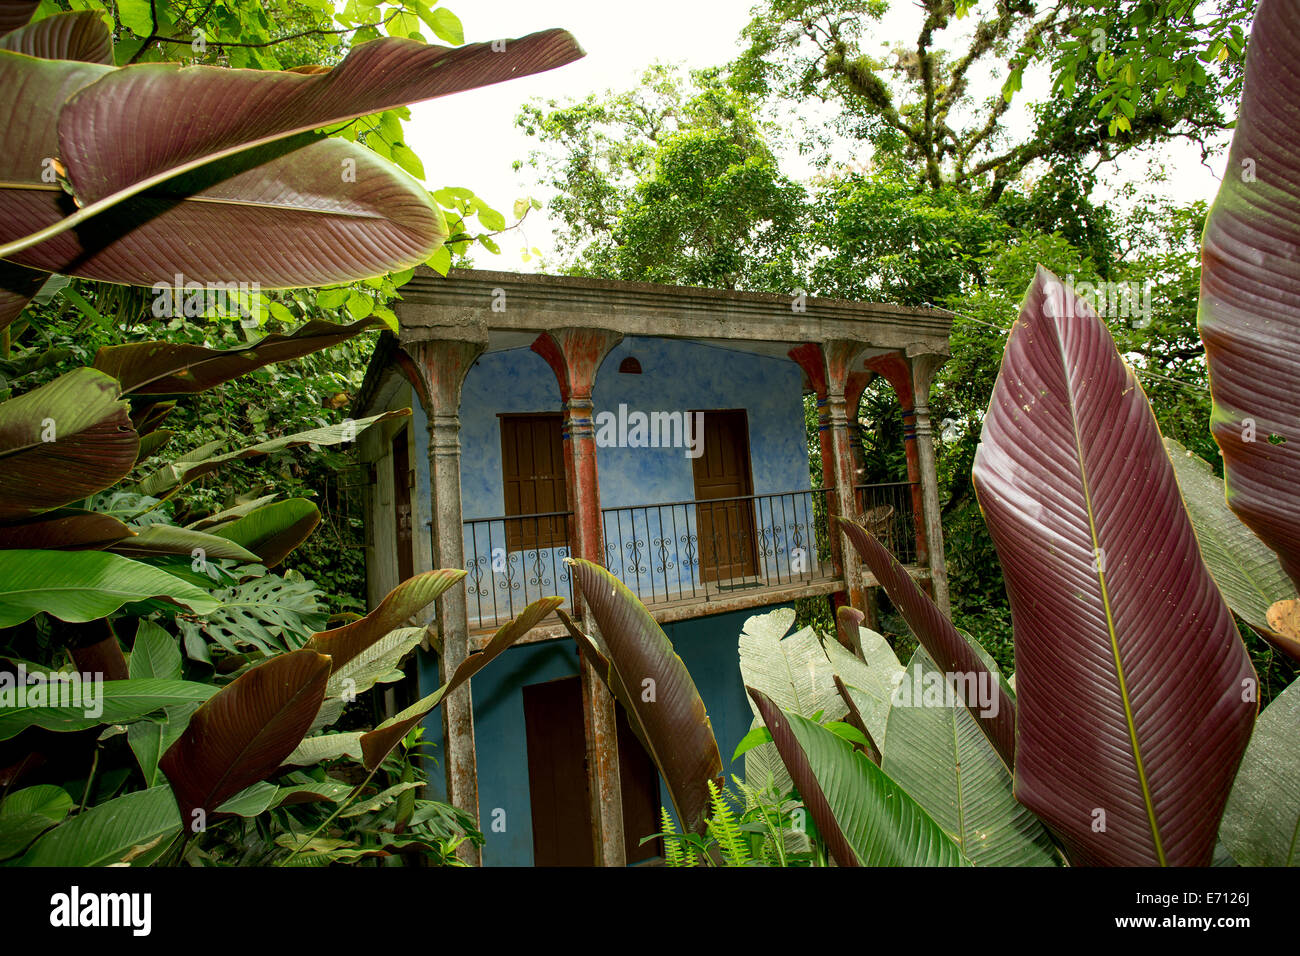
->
[404,1,1233,271]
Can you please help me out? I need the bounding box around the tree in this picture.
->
[732,0,1244,203]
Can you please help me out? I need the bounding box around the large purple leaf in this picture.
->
[0,30,583,261]
[0,10,112,63]
[0,367,138,521]
[92,319,379,395]
[2,130,445,289]
[0,261,45,330]
[840,519,1016,768]
[1200,0,1300,592]
[972,267,1257,867]
[160,649,331,823]
[567,558,723,835]
[0,1,38,37]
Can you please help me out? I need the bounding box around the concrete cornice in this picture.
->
[394,267,953,354]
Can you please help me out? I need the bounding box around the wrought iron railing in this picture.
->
[461,483,918,626]
[463,511,574,630]
[852,481,919,565]
[600,488,837,608]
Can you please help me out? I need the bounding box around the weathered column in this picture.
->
[824,341,869,610]
[788,344,841,577]
[403,336,484,865]
[865,352,927,568]
[910,350,951,616]
[532,327,626,868]
[844,370,874,489]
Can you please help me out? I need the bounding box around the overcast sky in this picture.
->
[404,1,1231,271]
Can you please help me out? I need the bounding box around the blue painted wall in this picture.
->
[454,337,817,614]
[417,603,789,866]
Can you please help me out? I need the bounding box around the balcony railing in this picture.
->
[600,488,837,608]
[463,511,574,630]
[461,482,918,628]
[853,481,919,566]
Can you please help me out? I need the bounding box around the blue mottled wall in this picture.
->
[417,603,788,867]
[456,337,817,617]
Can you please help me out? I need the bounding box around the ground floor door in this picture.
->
[691,409,758,583]
[522,675,663,866]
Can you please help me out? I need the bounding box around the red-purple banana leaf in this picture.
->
[1200,0,1300,593]
[972,267,1257,866]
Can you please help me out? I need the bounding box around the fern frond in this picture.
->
[659,805,687,867]
[706,779,751,866]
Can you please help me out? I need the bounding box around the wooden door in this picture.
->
[500,414,568,552]
[391,427,414,582]
[691,410,758,583]
[523,676,663,866]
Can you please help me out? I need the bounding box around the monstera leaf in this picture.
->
[972,267,1257,867]
[1200,0,1300,592]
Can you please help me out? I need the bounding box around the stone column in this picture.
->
[910,350,951,616]
[788,344,841,578]
[532,327,626,868]
[865,352,927,567]
[403,336,485,865]
[823,341,869,610]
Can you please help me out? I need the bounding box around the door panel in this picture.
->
[500,414,568,552]
[691,410,758,582]
[523,675,663,866]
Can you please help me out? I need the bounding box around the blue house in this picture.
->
[353,268,952,866]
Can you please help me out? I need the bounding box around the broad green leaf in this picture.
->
[283,731,364,766]
[0,549,218,627]
[972,267,1257,866]
[215,781,279,817]
[0,677,215,740]
[1219,677,1300,866]
[0,784,72,859]
[841,519,1015,767]
[129,620,181,680]
[208,498,320,568]
[16,785,181,867]
[748,687,967,867]
[106,524,260,563]
[1165,437,1300,657]
[883,650,1059,866]
[325,625,424,699]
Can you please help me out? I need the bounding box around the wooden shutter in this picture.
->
[500,414,569,552]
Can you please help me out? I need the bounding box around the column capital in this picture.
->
[401,339,485,413]
[531,328,624,403]
[822,340,868,398]
[787,342,828,399]
[908,350,948,409]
